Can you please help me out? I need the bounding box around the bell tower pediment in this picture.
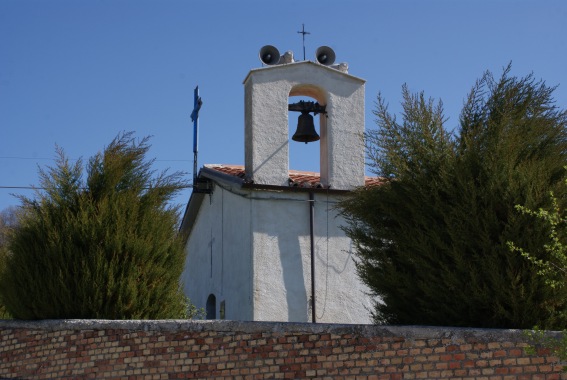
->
[244,60,365,190]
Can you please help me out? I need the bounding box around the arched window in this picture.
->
[206,294,216,320]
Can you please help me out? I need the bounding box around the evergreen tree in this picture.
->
[340,65,567,328]
[0,207,18,319]
[0,132,192,319]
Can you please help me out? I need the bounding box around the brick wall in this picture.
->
[0,319,565,379]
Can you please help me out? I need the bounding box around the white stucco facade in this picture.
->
[181,170,373,323]
[180,59,374,324]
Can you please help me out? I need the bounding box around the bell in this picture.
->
[292,112,320,143]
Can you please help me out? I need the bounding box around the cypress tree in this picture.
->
[0,207,19,318]
[0,132,191,319]
[340,65,567,328]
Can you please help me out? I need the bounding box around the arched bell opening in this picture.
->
[287,85,327,175]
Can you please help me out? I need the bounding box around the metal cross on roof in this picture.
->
[297,24,310,61]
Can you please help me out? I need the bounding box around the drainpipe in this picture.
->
[309,191,316,323]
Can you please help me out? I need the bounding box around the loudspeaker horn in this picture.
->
[259,45,281,65]
[315,46,336,65]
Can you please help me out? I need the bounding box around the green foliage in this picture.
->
[0,132,193,320]
[0,206,18,319]
[523,327,567,371]
[340,64,567,328]
[182,294,206,320]
[509,189,567,290]
[0,246,11,319]
[509,180,567,368]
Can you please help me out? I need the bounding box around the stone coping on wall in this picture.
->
[0,318,551,341]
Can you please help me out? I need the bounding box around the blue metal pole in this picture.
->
[190,86,202,186]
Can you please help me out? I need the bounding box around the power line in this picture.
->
[0,185,194,190]
[0,154,194,191]
[0,156,192,163]
[0,156,55,161]
[0,186,37,190]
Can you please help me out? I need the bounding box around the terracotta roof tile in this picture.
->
[207,164,246,179]
[204,164,384,188]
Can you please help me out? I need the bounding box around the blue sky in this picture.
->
[1,0,566,213]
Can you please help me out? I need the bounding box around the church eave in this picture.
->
[240,182,349,195]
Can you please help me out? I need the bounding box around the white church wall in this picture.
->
[250,192,311,322]
[312,193,373,324]
[182,184,254,320]
[183,182,373,324]
[250,189,373,324]
[218,188,254,320]
[181,194,213,311]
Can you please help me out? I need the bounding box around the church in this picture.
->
[179,46,380,324]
